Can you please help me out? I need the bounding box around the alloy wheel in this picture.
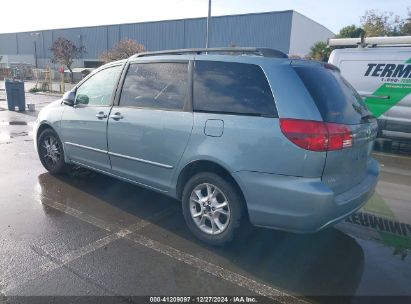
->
[189,183,231,235]
[40,135,61,169]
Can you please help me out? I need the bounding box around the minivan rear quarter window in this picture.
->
[193,61,276,116]
[120,62,188,110]
[293,65,370,124]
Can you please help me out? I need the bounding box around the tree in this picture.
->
[50,37,85,83]
[100,39,145,63]
[337,25,365,38]
[400,8,411,35]
[361,10,403,36]
[309,41,331,62]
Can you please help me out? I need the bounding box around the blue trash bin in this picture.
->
[5,79,25,111]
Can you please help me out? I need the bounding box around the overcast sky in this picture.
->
[0,0,409,34]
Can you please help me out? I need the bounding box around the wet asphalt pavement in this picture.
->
[0,93,411,304]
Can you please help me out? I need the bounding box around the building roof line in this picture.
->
[292,11,335,36]
[0,10,295,35]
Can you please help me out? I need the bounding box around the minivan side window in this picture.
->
[193,61,276,116]
[75,65,122,106]
[119,62,188,110]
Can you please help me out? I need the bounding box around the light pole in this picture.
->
[30,32,40,68]
[206,0,211,48]
[78,34,84,58]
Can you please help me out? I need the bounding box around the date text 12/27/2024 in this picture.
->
[149,297,259,303]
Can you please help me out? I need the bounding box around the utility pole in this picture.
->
[34,41,37,68]
[206,0,211,48]
[30,32,40,68]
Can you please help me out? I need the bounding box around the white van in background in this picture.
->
[328,36,411,141]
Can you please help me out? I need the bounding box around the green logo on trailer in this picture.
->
[364,58,411,117]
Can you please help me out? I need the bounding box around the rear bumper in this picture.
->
[233,158,379,233]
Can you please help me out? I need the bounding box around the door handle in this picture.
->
[110,112,123,120]
[96,112,107,119]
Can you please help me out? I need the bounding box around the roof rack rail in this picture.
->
[132,47,288,59]
[328,35,411,47]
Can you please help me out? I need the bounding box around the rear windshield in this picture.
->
[293,66,371,124]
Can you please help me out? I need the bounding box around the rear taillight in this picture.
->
[325,123,353,150]
[279,119,328,151]
[279,118,352,152]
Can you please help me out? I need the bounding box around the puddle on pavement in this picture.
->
[0,132,11,142]
[0,131,31,142]
[32,165,411,298]
[339,151,411,260]
[340,193,411,260]
[0,121,33,126]
[0,121,33,142]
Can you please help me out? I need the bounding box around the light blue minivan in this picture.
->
[34,48,379,245]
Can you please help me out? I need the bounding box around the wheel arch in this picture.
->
[36,122,56,142]
[176,160,248,214]
[36,122,68,162]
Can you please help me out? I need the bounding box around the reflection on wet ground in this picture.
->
[0,120,33,143]
[32,162,411,300]
[2,154,411,300]
[0,131,31,142]
[35,171,366,299]
[0,121,32,126]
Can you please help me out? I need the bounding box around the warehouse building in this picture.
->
[0,10,334,69]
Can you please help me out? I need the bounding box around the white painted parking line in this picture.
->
[52,202,308,303]
[380,166,411,177]
[1,203,176,294]
[127,234,308,304]
[39,199,119,232]
[373,152,411,160]
[379,180,411,191]
[4,199,308,304]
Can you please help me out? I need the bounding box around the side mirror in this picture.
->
[62,91,76,106]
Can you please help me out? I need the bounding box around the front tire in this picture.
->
[182,172,243,246]
[38,128,68,175]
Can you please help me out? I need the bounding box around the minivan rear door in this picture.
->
[107,61,193,192]
[293,63,378,194]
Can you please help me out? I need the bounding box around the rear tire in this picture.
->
[37,128,68,175]
[182,172,244,246]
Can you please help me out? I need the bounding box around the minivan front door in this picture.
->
[61,65,123,171]
[107,62,193,192]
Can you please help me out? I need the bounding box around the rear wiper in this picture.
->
[361,114,376,123]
